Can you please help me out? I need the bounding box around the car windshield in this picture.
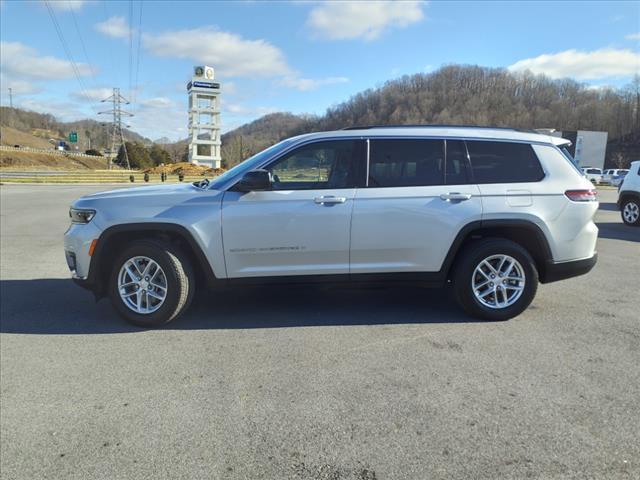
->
[208,139,296,190]
[617,171,629,177]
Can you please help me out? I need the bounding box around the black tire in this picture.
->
[108,240,195,327]
[453,238,538,321]
[620,197,640,226]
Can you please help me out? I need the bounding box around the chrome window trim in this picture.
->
[220,133,558,191]
[365,139,370,187]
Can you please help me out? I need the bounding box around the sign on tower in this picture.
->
[187,66,221,169]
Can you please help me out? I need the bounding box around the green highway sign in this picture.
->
[69,131,78,143]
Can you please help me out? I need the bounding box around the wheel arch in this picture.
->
[442,219,554,283]
[87,223,219,298]
[618,190,640,207]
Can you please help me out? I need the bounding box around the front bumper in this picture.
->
[541,253,597,283]
[64,222,102,279]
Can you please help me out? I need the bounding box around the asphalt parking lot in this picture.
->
[1,184,639,480]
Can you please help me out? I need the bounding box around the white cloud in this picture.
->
[307,1,426,41]
[585,84,615,92]
[95,16,130,39]
[71,87,114,101]
[127,97,185,140]
[626,32,640,41]
[143,26,347,91]
[17,98,88,122]
[138,97,177,108]
[49,0,87,11]
[508,48,640,80]
[143,27,291,77]
[280,76,349,91]
[0,41,93,80]
[223,102,278,116]
[0,74,40,96]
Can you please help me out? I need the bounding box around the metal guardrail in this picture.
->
[0,145,107,160]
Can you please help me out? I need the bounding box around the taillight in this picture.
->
[565,189,598,202]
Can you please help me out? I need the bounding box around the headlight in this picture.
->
[69,208,96,224]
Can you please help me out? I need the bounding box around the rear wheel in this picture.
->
[109,240,195,327]
[453,238,538,321]
[621,198,640,226]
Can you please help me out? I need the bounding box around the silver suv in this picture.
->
[65,126,599,326]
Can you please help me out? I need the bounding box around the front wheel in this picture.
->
[453,238,538,321]
[621,198,640,226]
[109,240,195,327]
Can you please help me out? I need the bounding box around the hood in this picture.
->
[71,181,224,227]
[83,182,200,200]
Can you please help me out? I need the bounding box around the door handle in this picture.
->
[314,196,347,205]
[440,192,472,202]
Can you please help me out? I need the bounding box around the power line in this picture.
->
[102,0,119,85]
[133,0,144,105]
[128,0,134,101]
[68,0,98,86]
[43,0,90,99]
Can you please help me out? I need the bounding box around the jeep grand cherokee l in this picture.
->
[65,126,598,326]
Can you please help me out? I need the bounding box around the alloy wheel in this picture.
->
[623,201,639,224]
[118,256,168,314]
[472,254,526,309]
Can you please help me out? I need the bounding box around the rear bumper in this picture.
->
[541,253,597,283]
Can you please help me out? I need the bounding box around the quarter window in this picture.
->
[267,140,360,190]
[368,139,445,187]
[466,141,545,183]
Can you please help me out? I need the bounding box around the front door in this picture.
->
[350,138,483,273]
[221,139,363,278]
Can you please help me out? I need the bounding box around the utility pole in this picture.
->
[8,88,13,109]
[98,88,133,169]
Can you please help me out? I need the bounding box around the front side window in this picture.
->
[368,139,445,187]
[467,141,545,184]
[267,140,360,190]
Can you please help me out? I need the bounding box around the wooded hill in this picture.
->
[222,65,640,168]
[0,106,150,150]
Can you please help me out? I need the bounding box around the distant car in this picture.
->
[581,167,603,184]
[13,144,20,148]
[617,160,640,226]
[612,170,629,188]
[601,169,628,185]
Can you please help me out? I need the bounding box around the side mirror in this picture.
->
[234,169,272,192]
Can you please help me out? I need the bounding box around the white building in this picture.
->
[187,66,221,168]
[546,129,608,169]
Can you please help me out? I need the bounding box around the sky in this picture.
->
[1,0,639,141]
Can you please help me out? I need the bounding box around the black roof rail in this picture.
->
[341,124,538,134]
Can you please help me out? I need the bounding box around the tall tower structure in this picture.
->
[187,66,221,168]
[99,88,133,169]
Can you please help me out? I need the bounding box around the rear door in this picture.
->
[221,139,364,278]
[466,140,555,228]
[350,138,482,274]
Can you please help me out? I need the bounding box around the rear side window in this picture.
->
[368,139,444,187]
[467,141,545,184]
